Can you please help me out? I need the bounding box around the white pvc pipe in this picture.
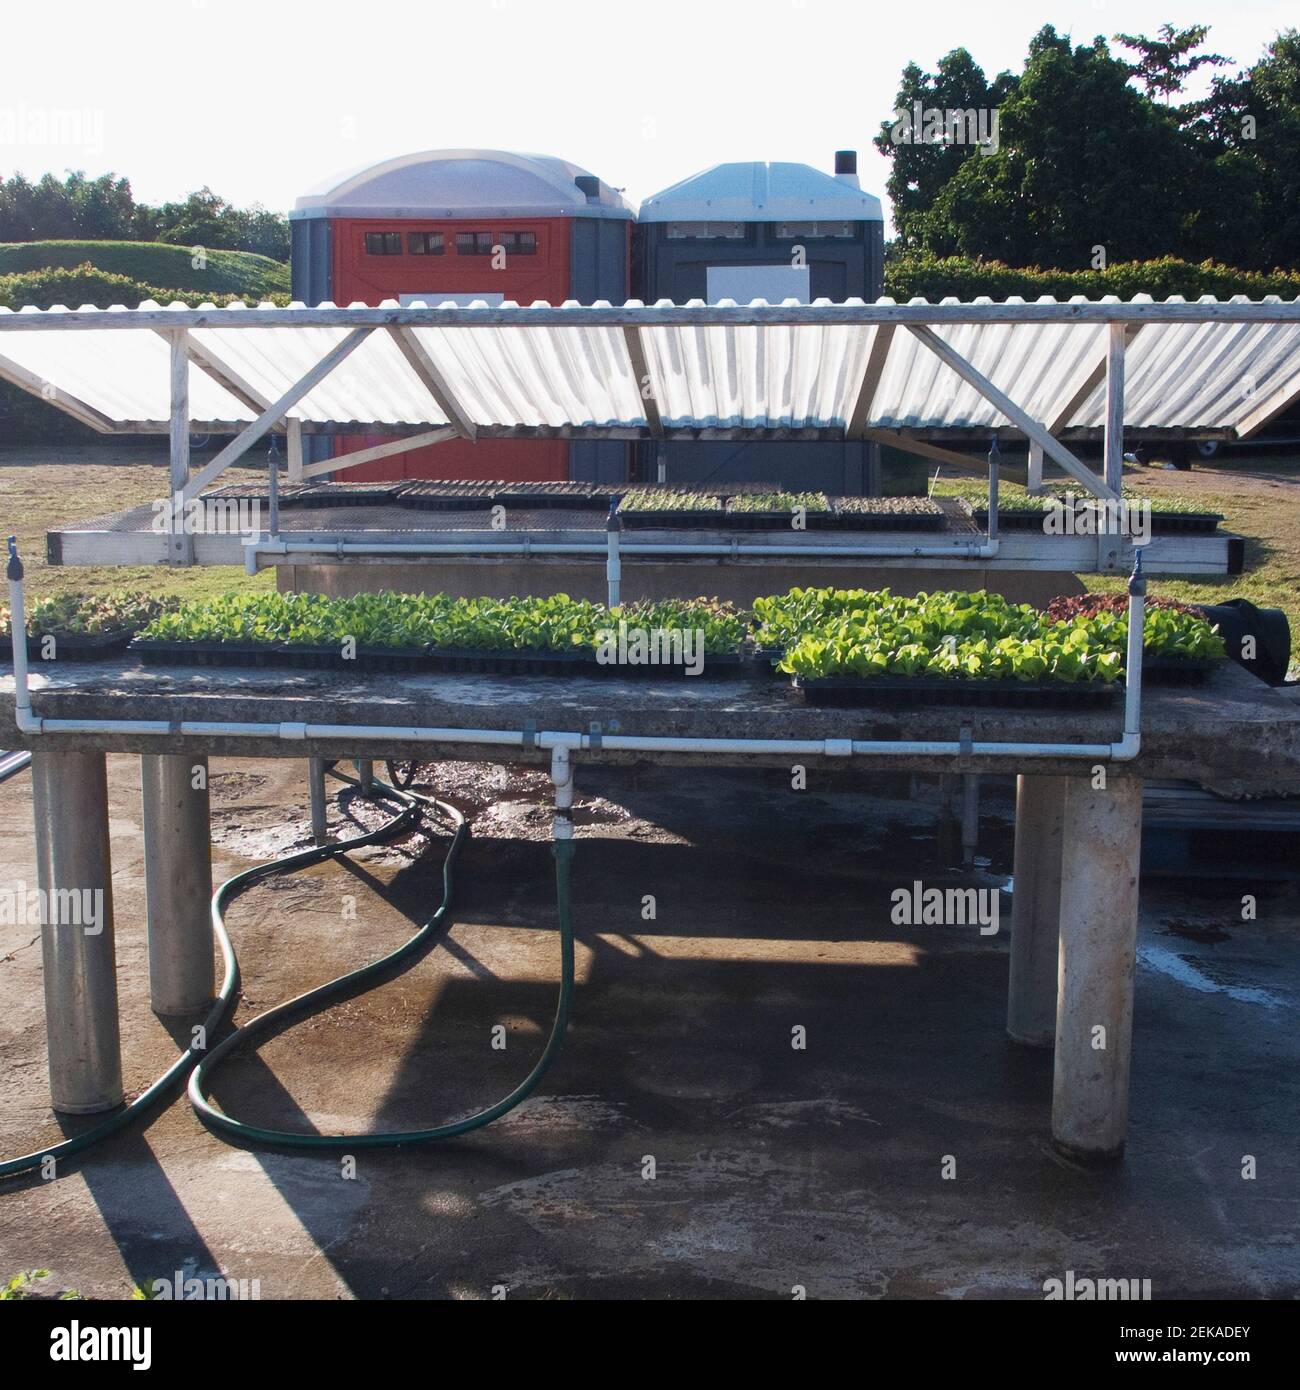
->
[246,536,999,568]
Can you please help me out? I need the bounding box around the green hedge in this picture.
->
[0,240,289,297]
[884,254,1300,302]
[0,262,289,312]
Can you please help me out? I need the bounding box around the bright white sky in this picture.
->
[0,0,1290,231]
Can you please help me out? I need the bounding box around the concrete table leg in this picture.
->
[30,750,123,1114]
[1051,774,1144,1162]
[356,759,374,796]
[141,753,214,1016]
[309,757,329,846]
[1006,774,1066,1047]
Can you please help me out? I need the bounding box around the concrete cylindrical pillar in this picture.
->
[355,758,374,797]
[309,757,329,846]
[1007,774,1067,1047]
[1051,774,1144,1162]
[141,753,214,1016]
[31,750,123,1113]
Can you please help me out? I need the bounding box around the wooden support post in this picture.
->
[1104,323,1126,495]
[1027,441,1044,495]
[287,418,304,483]
[168,330,193,566]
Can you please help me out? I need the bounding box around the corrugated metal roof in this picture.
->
[639,161,884,223]
[0,298,1297,438]
[292,149,633,221]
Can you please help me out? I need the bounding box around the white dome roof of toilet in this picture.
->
[292,149,633,221]
[639,161,883,223]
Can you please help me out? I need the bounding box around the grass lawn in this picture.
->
[0,443,274,605]
[933,451,1300,655]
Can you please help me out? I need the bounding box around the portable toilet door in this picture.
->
[634,152,885,494]
[290,150,633,483]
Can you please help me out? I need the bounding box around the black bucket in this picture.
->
[1195,599,1292,685]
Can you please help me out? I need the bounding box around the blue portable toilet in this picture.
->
[632,151,886,494]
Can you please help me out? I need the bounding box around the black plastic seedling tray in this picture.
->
[722,510,837,531]
[491,482,616,510]
[0,629,137,661]
[201,482,313,506]
[823,507,947,532]
[128,638,747,679]
[791,673,1121,709]
[618,508,727,529]
[969,505,1223,535]
[422,646,746,678]
[295,482,413,508]
[1142,655,1220,683]
[130,639,431,672]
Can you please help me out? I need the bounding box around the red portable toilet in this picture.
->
[290,149,633,482]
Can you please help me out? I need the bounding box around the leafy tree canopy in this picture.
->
[0,171,288,261]
[877,24,1300,273]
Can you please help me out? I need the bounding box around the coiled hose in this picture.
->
[1,769,575,1178]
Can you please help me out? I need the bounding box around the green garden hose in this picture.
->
[1,771,575,1176]
[0,778,417,1179]
[188,771,576,1149]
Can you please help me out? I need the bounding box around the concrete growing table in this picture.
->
[4,657,1298,1162]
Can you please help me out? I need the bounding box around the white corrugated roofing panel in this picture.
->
[0,320,253,424]
[1,299,1298,437]
[190,324,451,427]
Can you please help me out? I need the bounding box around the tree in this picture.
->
[0,171,289,260]
[907,28,1197,268]
[876,24,1300,272]
[1113,23,1230,104]
[873,49,1017,251]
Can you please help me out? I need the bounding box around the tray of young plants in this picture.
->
[616,488,726,528]
[758,588,1123,708]
[824,496,947,531]
[950,483,1223,534]
[491,480,617,510]
[201,480,314,506]
[132,591,749,678]
[1044,593,1226,682]
[397,480,503,511]
[723,492,839,530]
[1,591,183,661]
[293,480,415,508]
[398,480,614,513]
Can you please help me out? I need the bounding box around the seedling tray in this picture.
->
[0,629,136,661]
[130,639,431,672]
[969,505,1223,535]
[822,509,947,532]
[128,638,746,678]
[492,482,616,510]
[295,482,413,508]
[791,673,1120,709]
[201,482,313,506]
[398,482,503,512]
[1142,654,1220,683]
[423,646,745,678]
[721,510,838,531]
[618,508,726,529]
